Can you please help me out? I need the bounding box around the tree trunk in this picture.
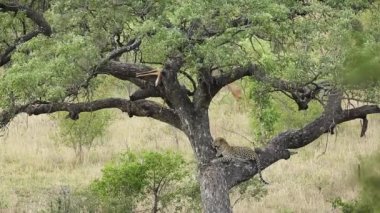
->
[152,189,158,213]
[199,165,232,213]
[181,109,232,213]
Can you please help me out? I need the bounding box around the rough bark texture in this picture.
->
[180,109,234,212]
[0,99,181,130]
[200,166,232,213]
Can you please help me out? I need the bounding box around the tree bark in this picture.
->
[199,165,232,213]
[180,107,233,212]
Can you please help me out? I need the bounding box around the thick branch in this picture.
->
[193,64,256,109]
[96,61,170,102]
[215,64,314,95]
[204,63,325,110]
[160,54,193,109]
[97,58,194,109]
[195,63,302,109]
[222,100,380,188]
[97,61,152,80]
[130,87,161,101]
[0,98,181,130]
[213,64,257,92]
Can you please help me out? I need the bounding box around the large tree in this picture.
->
[1,0,380,212]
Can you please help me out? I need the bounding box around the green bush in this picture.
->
[91,151,200,212]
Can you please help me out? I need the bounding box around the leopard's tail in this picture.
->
[256,158,269,184]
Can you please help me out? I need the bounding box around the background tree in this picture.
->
[53,110,113,163]
[1,1,380,212]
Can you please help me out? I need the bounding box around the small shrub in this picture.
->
[91,151,200,212]
[53,110,113,163]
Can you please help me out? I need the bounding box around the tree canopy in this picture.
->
[1,0,380,212]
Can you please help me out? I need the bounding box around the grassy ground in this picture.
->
[0,93,379,212]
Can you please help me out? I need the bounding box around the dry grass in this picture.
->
[0,93,379,212]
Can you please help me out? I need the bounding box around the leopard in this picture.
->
[212,137,268,184]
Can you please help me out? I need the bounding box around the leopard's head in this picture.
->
[213,137,229,151]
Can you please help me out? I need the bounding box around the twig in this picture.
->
[317,134,329,158]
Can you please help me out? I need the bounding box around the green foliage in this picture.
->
[271,96,323,130]
[332,197,362,213]
[248,81,322,143]
[338,9,380,87]
[343,43,380,86]
[0,34,100,107]
[341,30,380,90]
[355,151,380,212]
[91,151,199,212]
[1,0,379,111]
[333,7,380,102]
[54,110,113,161]
[332,151,380,213]
[249,82,279,143]
[245,1,380,141]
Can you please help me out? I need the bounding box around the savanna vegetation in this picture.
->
[1,0,380,212]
